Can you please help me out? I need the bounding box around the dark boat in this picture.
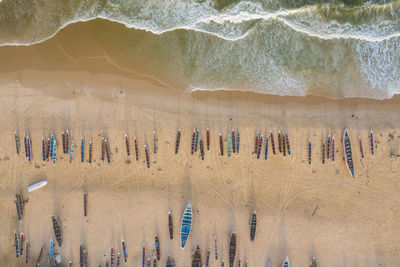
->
[175,129,181,154]
[236,131,240,153]
[206,128,210,150]
[25,240,29,264]
[309,257,317,267]
[125,134,130,156]
[80,244,84,267]
[192,246,202,267]
[219,133,224,156]
[52,215,62,246]
[256,134,262,159]
[250,210,257,242]
[155,235,161,260]
[264,135,269,160]
[370,130,374,155]
[286,133,291,155]
[331,136,335,162]
[343,128,354,178]
[80,137,84,163]
[199,136,205,160]
[254,132,258,154]
[205,249,210,267]
[168,211,173,239]
[84,193,88,217]
[153,130,158,154]
[14,131,20,155]
[14,231,19,258]
[322,141,325,164]
[327,134,331,159]
[111,247,115,267]
[166,256,174,267]
[282,131,286,156]
[359,135,364,158]
[134,137,139,161]
[191,129,196,154]
[105,137,111,163]
[232,129,236,153]
[308,140,312,165]
[270,131,276,154]
[229,232,236,267]
[278,131,282,153]
[122,240,128,262]
[145,144,150,168]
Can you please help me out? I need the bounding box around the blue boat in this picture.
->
[180,201,192,249]
[49,239,53,264]
[282,256,289,267]
[70,141,74,163]
[81,137,84,163]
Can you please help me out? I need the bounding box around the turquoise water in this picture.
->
[0,0,399,99]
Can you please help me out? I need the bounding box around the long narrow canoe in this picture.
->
[166,257,173,267]
[229,232,236,267]
[310,257,317,267]
[155,235,160,260]
[343,128,354,178]
[250,210,257,242]
[52,215,62,246]
[180,202,192,249]
[192,246,202,267]
[27,180,48,192]
[175,129,181,154]
[122,240,128,262]
[168,211,173,239]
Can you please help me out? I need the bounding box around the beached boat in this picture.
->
[153,256,157,267]
[192,246,202,267]
[254,132,259,154]
[343,128,355,178]
[155,235,160,260]
[14,231,19,258]
[52,140,57,164]
[322,141,325,164]
[327,134,331,159]
[256,134,262,159]
[166,257,173,267]
[214,236,218,260]
[134,137,139,161]
[286,133,291,155]
[278,131,282,153]
[147,257,151,267]
[359,135,364,158]
[308,140,312,165]
[46,137,51,160]
[194,128,199,152]
[153,130,158,154]
[83,248,87,267]
[142,246,146,267]
[42,137,46,161]
[50,134,54,159]
[36,243,45,266]
[236,131,240,153]
[69,260,73,267]
[105,138,111,163]
[27,135,32,162]
[70,141,74,163]
[310,257,317,267]
[266,259,271,267]
[175,129,181,154]
[122,240,128,262]
[84,193,88,217]
[62,131,66,154]
[221,260,225,267]
[331,136,335,162]
[191,129,196,154]
[229,232,236,267]
[25,241,29,264]
[125,134,130,156]
[80,244,84,267]
[238,257,241,267]
[200,136,205,160]
[250,210,257,242]
[282,131,286,156]
[168,211,173,239]
[15,192,24,220]
[370,130,374,155]
[14,131,20,155]
[52,215,62,246]
[264,135,269,160]
[219,133,224,156]
[180,201,192,249]
[206,128,210,150]
[270,131,276,154]
[49,239,53,264]
[66,129,70,154]
[27,180,48,192]
[282,256,289,267]
[232,129,236,153]
[227,132,231,157]
[20,232,24,256]
[145,144,150,168]
[81,137,84,163]
[101,137,105,161]
[88,141,93,163]
[205,249,210,267]
[24,134,27,158]
[111,247,115,267]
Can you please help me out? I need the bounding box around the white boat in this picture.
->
[27,180,48,192]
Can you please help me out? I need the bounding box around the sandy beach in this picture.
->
[0,17,400,266]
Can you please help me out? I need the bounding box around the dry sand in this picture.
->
[0,47,400,267]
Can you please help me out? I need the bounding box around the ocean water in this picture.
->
[0,0,399,99]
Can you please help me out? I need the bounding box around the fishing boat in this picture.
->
[153,131,158,154]
[153,256,157,267]
[205,249,210,267]
[142,246,146,267]
[145,144,150,168]
[16,192,24,220]
[221,260,225,267]
[50,134,54,159]
[52,214,62,246]
[147,257,151,267]
[46,137,51,160]
[42,137,46,161]
[52,140,57,164]
[327,134,331,159]
[122,240,128,262]
[192,246,202,267]
[175,129,181,154]
[180,201,192,249]
[191,129,196,154]
[135,137,139,161]
[278,131,282,153]
[84,193,88,217]
[227,132,231,157]
[219,133,224,156]
[286,133,291,155]
[168,211,173,239]
[88,141,93,163]
[266,259,271,267]
[49,239,54,264]
[155,235,160,260]
[125,134,130,156]
[20,232,24,255]
[238,257,241,267]
[66,129,70,154]
[270,131,276,155]
[250,210,257,242]
[166,257,173,267]
[105,138,111,163]
[256,134,262,159]
[229,232,236,267]
[254,132,259,154]
[27,135,32,162]
[28,180,47,192]
[36,243,45,266]
[24,134,27,158]
[309,257,317,267]
[322,141,325,164]
[111,247,115,267]
[236,131,240,153]
[118,253,122,267]
[282,256,289,267]
[101,137,105,161]
[282,131,286,156]
[70,260,73,267]
[214,236,218,260]
[343,128,355,178]
[359,136,364,158]
[62,131,66,153]
[81,137,84,163]
[14,231,19,258]
[80,244,84,267]
[263,135,269,160]
[308,140,312,165]
[370,130,374,155]
[15,198,22,220]
[14,131,19,155]
[83,248,88,267]
[200,136,205,160]
[25,241,29,264]
[331,136,335,162]
[70,141,74,163]
[206,128,210,150]
[194,128,199,152]
[232,129,236,153]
